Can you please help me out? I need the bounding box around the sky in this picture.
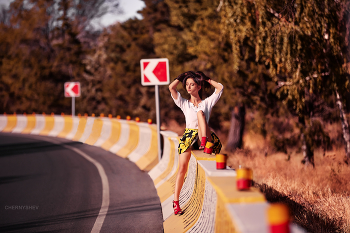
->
[0,0,145,28]
[100,0,145,26]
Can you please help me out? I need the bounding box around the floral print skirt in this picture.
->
[178,128,222,155]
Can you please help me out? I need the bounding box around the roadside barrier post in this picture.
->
[204,141,214,154]
[267,203,290,233]
[216,154,227,169]
[236,167,253,190]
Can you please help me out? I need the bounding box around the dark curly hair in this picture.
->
[176,71,211,99]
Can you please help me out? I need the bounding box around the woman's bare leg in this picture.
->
[174,150,192,201]
[197,110,212,148]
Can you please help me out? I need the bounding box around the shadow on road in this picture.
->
[0,174,40,185]
[0,141,83,157]
[0,201,162,233]
[0,207,100,232]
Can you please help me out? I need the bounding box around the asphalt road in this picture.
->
[0,132,163,233]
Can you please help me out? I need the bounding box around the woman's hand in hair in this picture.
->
[196,71,223,94]
[170,73,188,99]
[195,71,211,90]
[176,72,188,82]
[195,71,210,81]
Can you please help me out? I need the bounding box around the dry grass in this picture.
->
[164,117,350,232]
[225,132,350,232]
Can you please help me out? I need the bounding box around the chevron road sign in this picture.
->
[64,82,80,116]
[64,82,81,97]
[140,58,170,86]
[140,58,170,162]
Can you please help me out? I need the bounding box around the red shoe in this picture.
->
[199,137,207,150]
[173,201,183,215]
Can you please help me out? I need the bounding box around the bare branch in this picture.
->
[275,72,330,91]
[217,0,223,12]
[276,81,293,89]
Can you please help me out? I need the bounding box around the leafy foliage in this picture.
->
[0,0,349,161]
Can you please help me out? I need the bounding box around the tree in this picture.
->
[226,104,245,152]
[0,0,57,113]
[101,17,158,119]
[0,0,121,114]
[220,0,350,166]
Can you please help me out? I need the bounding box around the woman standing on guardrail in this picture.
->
[169,71,223,215]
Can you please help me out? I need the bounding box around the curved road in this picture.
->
[0,132,163,233]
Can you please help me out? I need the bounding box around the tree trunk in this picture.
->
[301,132,315,167]
[335,90,350,165]
[226,104,245,153]
[299,116,315,167]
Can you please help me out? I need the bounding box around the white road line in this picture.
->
[40,137,110,233]
[67,146,110,233]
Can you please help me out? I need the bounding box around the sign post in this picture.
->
[72,97,75,116]
[155,85,161,160]
[140,58,170,161]
[64,82,81,116]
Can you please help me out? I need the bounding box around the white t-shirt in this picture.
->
[171,83,224,129]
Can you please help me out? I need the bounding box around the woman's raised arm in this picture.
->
[207,79,223,94]
[169,79,180,99]
[170,72,188,99]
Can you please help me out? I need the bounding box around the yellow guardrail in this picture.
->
[0,114,305,233]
